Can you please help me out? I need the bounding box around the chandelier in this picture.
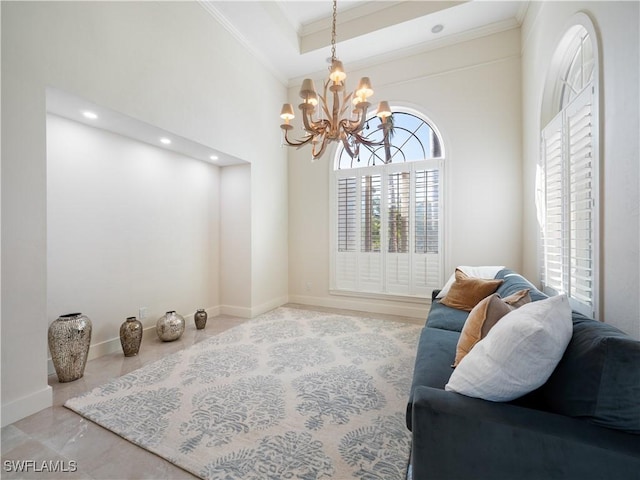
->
[279,0,393,161]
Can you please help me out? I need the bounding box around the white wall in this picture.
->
[46,114,220,359]
[1,1,288,426]
[220,164,252,315]
[288,28,523,317]
[521,1,640,338]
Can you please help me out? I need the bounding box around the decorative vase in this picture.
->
[156,311,185,342]
[194,309,208,330]
[120,316,143,356]
[48,313,92,383]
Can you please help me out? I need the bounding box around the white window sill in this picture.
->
[329,289,431,305]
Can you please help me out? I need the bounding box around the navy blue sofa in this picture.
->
[407,269,640,479]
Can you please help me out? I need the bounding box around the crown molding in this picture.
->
[198,1,289,87]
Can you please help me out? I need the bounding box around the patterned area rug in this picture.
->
[65,307,421,480]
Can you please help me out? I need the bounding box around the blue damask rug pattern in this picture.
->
[65,307,421,480]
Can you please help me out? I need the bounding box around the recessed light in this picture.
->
[160,137,172,145]
[431,24,444,34]
[209,155,219,161]
[82,111,98,120]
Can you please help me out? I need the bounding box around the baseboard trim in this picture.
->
[219,305,253,318]
[250,296,289,317]
[1,386,53,427]
[288,294,429,319]
[219,296,289,318]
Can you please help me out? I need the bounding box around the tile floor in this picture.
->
[1,304,424,480]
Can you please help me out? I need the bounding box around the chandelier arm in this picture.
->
[312,134,330,159]
[350,134,387,165]
[349,131,377,146]
[348,132,390,164]
[342,108,367,134]
[340,91,354,118]
[300,109,327,137]
[340,134,357,159]
[282,128,315,148]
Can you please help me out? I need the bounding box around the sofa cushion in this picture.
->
[425,300,470,332]
[440,269,503,311]
[540,313,640,434]
[406,326,459,429]
[445,294,573,401]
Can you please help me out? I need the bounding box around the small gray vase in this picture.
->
[156,311,185,342]
[120,316,143,356]
[194,309,208,329]
[48,313,92,382]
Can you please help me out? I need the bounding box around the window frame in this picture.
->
[538,15,600,319]
[329,106,445,301]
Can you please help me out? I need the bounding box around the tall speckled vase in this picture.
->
[120,316,143,356]
[194,309,208,330]
[48,313,92,383]
[156,311,185,342]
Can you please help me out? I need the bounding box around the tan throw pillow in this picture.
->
[453,294,514,366]
[440,269,503,312]
[503,288,531,308]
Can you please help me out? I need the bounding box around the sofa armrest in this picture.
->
[411,386,640,480]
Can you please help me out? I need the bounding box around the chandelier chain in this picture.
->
[331,0,337,62]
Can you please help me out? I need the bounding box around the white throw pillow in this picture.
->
[445,294,572,402]
[436,265,505,299]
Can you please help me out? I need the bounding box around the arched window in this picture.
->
[331,107,445,298]
[538,17,600,318]
[336,111,443,169]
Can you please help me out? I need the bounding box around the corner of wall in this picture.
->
[1,386,52,428]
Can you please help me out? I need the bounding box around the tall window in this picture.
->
[331,108,444,298]
[539,20,599,318]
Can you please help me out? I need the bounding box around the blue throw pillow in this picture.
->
[494,269,548,302]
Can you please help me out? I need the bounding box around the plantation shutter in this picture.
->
[541,114,564,292]
[413,167,441,296]
[386,168,411,294]
[359,174,383,293]
[566,86,595,312]
[333,161,441,297]
[540,85,596,317]
[335,176,357,290]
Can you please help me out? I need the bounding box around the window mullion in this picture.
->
[380,166,389,293]
[562,109,571,296]
[409,163,416,295]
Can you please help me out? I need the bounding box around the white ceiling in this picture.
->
[47,1,527,166]
[201,0,528,83]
